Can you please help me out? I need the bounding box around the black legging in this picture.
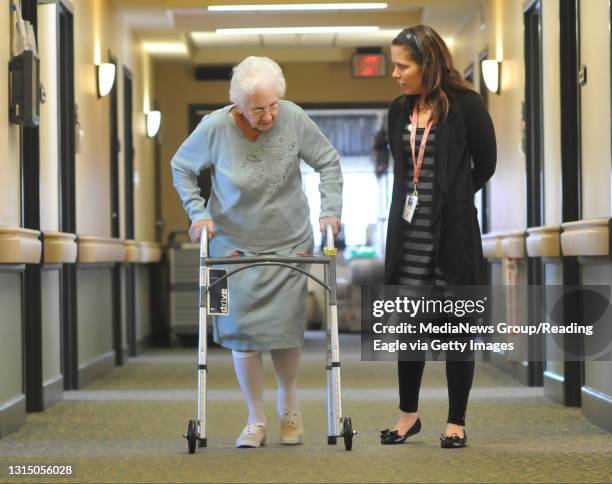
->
[398,359,475,426]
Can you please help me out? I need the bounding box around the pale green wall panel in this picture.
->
[121,268,128,354]
[77,268,113,366]
[585,362,612,396]
[544,262,564,376]
[136,266,151,342]
[41,270,61,381]
[0,273,23,402]
[582,263,612,396]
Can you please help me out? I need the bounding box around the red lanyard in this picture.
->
[409,102,433,192]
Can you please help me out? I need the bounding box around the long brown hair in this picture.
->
[392,25,472,122]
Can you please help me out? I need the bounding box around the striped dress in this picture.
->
[397,123,447,289]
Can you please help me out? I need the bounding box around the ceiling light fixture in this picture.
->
[208,3,388,12]
[142,42,188,55]
[216,26,380,35]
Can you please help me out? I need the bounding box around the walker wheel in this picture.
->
[342,416,355,451]
[185,419,198,454]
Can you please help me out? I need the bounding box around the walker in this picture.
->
[183,224,356,452]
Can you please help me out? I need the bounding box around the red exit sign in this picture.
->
[352,52,387,78]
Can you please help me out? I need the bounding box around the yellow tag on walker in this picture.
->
[323,247,337,256]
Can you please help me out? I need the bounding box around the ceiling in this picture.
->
[112,0,481,64]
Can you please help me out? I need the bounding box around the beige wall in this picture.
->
[65,0,157,241]
[0,0,21,228]
[132,43,157,242]
[2,0,157,241]
[284,60,399,103]
[103,5,156,242]
[112,8,156,242]
[485,0,526,232]
[453,0,612,231]
[541,0,562,226]
[1,0,157,240]
[455,0,612,232]
[156,58,400,241]
[454,0,527,233]
[451,7,488,228]
[452,8,486,88]
[580,0,611,219]
[73,0,112,237]
[39,2,60,233]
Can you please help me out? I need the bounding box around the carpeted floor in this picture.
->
[1,332,611,483]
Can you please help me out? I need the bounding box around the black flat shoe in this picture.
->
[380,418,421,444]
[440,431,467,448]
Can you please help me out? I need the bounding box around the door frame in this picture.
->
[477,48,492,295]
[523,0,545,387]
[477,48,491,235]
[21,0,43,412]
[109,52,123,366]
[123,67,136,356]
[554,0,583,407]
[463,63,475,86]
[57,0,78,390]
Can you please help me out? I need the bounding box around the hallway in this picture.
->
[2,1,612,482]
[1,332,610,483]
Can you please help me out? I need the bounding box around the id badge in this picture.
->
[402,191,419,223]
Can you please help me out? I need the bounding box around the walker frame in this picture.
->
[183,224,356,452]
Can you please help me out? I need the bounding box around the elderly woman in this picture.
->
[171,56,343,448]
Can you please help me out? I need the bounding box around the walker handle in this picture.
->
[199,223,209,260]
[325,223,335,251]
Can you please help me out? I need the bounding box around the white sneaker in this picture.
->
[280,412,304,445]
[235,423,266,448]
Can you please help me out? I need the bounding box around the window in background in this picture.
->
[301,110,392,253]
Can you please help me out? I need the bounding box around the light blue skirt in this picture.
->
[209,233,314,351]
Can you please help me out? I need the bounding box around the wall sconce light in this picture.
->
[481,59,501,94]
[97,63,116,98]
[146,110,162,138]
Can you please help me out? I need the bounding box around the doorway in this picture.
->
[524,0,545,386]
[58,0,78,390]
[109,53,123,366]
[20,0,42,412]
[477,48,491,293]
[123,67,136,356]
[555,0,583,407]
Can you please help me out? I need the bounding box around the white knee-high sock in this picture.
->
[232,350,266,425]
[271,347,301,416]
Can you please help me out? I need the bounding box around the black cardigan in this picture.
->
[384,89,497,285]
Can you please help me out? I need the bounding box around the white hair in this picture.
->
[229,56,286,108]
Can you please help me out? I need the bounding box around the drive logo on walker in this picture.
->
[207,269,229,316]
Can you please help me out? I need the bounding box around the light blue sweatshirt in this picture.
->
[171,100,343,252]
